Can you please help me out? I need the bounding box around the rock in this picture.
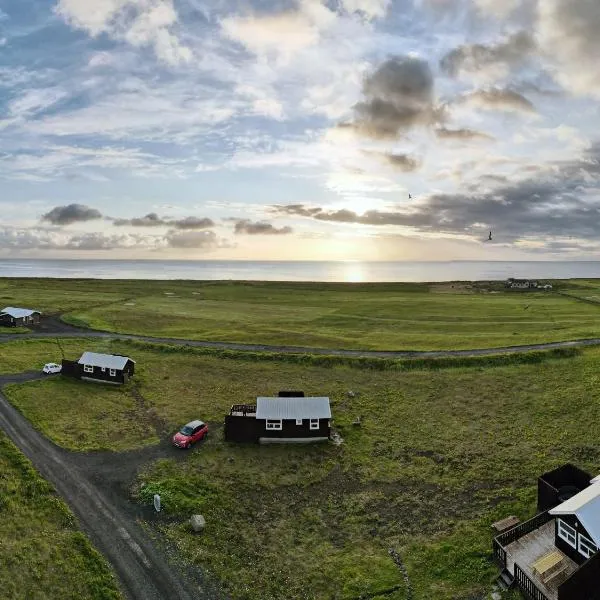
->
[190,514,206,533]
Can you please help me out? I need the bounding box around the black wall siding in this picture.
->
[61,358,134,385]
[558,551,600,600]
[224,416,330,443]
[554,515,595,566]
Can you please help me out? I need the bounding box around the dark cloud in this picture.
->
[165,230,219,249]
[466,87,535,112]
[435,127,494,141]
[113,213,164,227]
[113,214,215,228]
[383,153,420,171]
[342,55,441,139]
[271,205,323,218]
[440,32,535,77]
[234,220,293,235]
[41,204,102,225]
[172,216,214,229]
[271,143,600,243]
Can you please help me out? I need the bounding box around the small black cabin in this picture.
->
[61,352,135,385]
[493,465,600,600]
[224,391,331,444]
[0,307,41,327]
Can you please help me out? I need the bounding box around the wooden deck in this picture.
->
[505,521,579,600]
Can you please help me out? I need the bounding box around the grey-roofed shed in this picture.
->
[0,306,41,327]
[61,351,136,385]
[225,394,332,444]
[78,352,134,371]
[256,397,331,420]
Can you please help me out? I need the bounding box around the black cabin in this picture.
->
[61,352,135,385]
[493,464,600,600]
[224,391,331,444]
[0,307,41,327]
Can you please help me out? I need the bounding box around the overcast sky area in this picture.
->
[1,0,600,260]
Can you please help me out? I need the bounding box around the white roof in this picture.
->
[256,397,331,420]
[185,420,205,429]
[550,481,600,545]
[78,352,134,370]
[1,307,40,318]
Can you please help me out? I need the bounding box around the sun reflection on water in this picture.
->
[342,261,366,283]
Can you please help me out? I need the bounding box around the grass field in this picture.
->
[3,277,600,350]
[3,339,600,599]
[0,432,123,600]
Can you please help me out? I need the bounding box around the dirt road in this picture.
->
[0,327,598,358]
[0,372,222,600]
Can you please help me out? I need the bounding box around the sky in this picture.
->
[1,0,600,261]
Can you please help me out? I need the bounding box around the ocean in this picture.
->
[1,259,600,282]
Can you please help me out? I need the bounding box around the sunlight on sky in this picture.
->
[1,0,600,259]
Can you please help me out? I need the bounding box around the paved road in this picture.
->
[0,372,219,600]
[1,329,599,358]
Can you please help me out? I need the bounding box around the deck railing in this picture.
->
[515,564,550,600]
[494,510,553,549]
[493,537,508,567]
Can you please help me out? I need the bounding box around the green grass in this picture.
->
[5,339,600,599]
[0,337,115,374]
[4,277,600,350]
[0,432,123,600]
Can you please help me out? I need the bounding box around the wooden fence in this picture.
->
[514,564,550,600]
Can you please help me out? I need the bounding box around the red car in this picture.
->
[172,420,208,448]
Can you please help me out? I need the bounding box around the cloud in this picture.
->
[41,204,103,225]
[343,55,440,138]
[65,232,143,250]
[367,151,420,171]
[435,127,494,141]
[0,227,156,251]
[55,0,191,65]
[171,216,215,230]
[0,145,185,181]
[271,144,600,243]
[466,87,535,112]
[113,213,215,228]
[340,0,391,20]
[472,0,522,19]
[220,2,335,64]
[440,31,535,78]
[234,220,293,235]
[165,230,220,248]
[537,0,600,98]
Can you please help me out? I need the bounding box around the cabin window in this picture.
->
[109,369,116,377]
[296,419,302,425]
[101,367,106,373]
[310,419,319,430]
[266,419,282,430]
[83,364,93,373]
[558,519,577,548]
[578,534,598,559]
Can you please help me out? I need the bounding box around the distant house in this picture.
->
[0,307,41,327]
[61,352,136,385]
[543,284,554,291]
[493,464,600,600]
[506,278,539,289]
[224,391,331,444]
